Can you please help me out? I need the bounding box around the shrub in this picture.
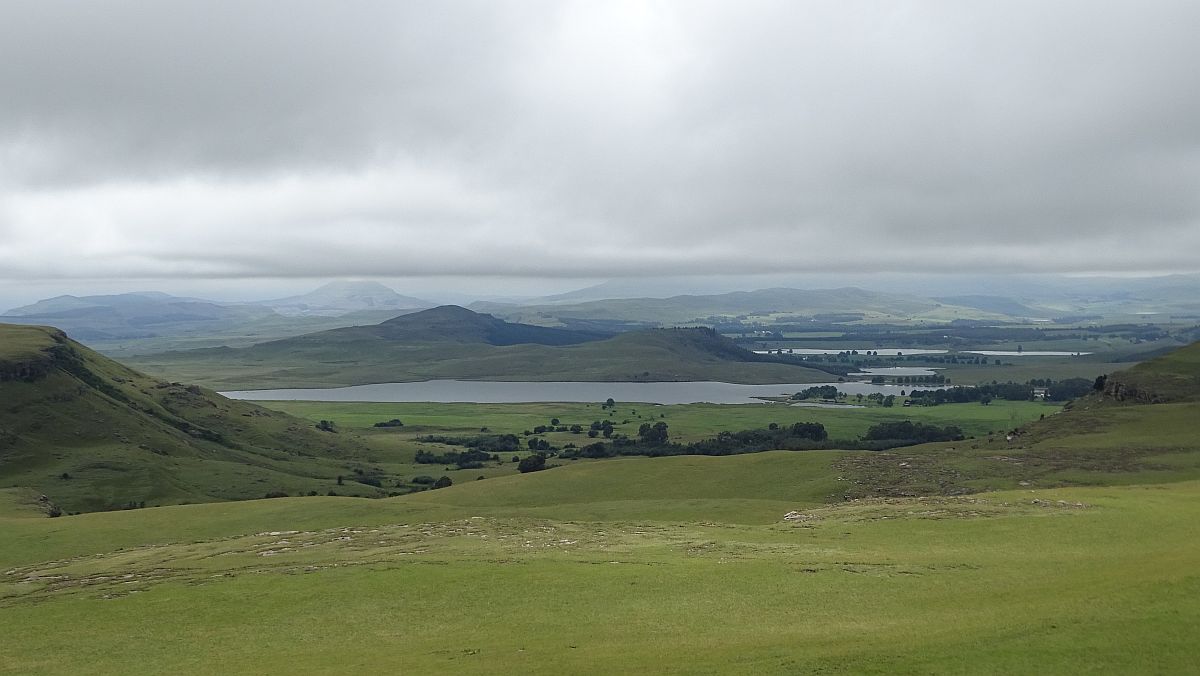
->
[518,454,547,473]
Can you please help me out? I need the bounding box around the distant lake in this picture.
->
[753,348,1091,357]
[221,379,936,405]
[852,367,942,376]
[753,348,947,355]
[965,350,1092,357]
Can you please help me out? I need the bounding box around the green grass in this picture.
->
[0,324,65,363]
[1,477,1197,674]
[1103,340,1200,401]
[264,398,1057,444]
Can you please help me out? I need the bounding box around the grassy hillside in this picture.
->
[130,309,832,389]
[1,469,1197,673]
[0,324,397,512]
[1097,339,1200,402]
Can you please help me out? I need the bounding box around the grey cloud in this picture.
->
[1,0,1199,282]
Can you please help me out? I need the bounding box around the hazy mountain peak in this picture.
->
[261,280,432,317]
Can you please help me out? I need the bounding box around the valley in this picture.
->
[6,5,1199,672]
[3,292,1199,674]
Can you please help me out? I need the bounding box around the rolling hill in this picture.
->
[471,286,1012,326]
[932,294,1054,318]
[0,324,385,513]
[1096,340,1200,403]
[129,306,833,389]
[278,304,611,346]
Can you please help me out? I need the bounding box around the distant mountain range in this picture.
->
[130,306,830,389]
[0,281,433,355]
[9,277,1199,362]
[2,292,278,341]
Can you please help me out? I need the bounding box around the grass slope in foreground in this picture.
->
[1,475,1197,674]
[2,341,1199,673]
[130,306,831,389]
[0,324,385,512]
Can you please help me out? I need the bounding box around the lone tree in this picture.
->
[432,476,453,489]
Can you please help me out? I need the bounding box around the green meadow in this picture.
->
[2,473,1198,674]
[266,398,1056,463]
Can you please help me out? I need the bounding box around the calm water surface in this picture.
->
[965,350,1091,356]
[752,348,947,355]
[221,379,933,405]
[852,367,943,376]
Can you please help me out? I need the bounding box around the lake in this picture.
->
[753,348,947,355]
[965,350,1092,356]
[851,367,942,377]
[753,348,1090,357]
[221,379,934,405]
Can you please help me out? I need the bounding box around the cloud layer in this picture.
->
[3,0,1199,281]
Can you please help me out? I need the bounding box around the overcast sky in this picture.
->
[2,1,1199,303]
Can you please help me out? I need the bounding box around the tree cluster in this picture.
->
[414,433,521,452]
[862,421,963,445]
